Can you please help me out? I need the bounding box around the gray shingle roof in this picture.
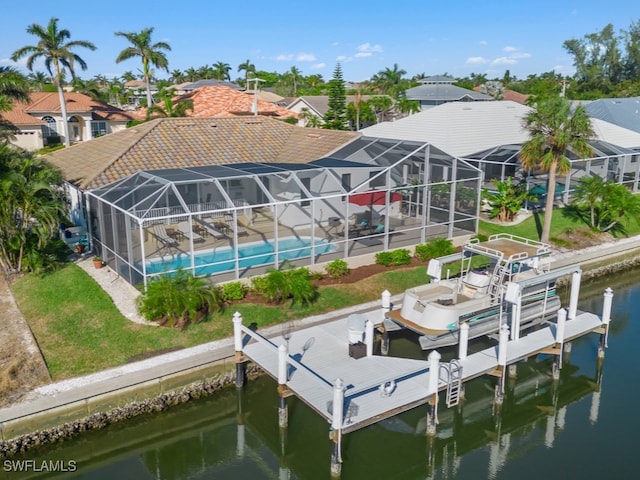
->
[582,97,640,133]
[406,83,493,102]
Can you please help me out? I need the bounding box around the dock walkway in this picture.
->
[242,310,604,434]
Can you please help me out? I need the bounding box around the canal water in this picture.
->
[6,269,639,479]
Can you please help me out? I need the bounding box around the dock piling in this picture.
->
[330,378,345,478]
[458,322,469,360]
[568,270,582,320]
[598,288,613,358]
[495,324,509,405]
[365,320,374,357]
[233,312,246,388]
[426,350,441,436]
[278,344,289,428]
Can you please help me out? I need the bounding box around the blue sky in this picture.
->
[1,1,637,83]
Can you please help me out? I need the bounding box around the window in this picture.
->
[341,173,351,200]
[91,121,107,138]
[41,116,57,137]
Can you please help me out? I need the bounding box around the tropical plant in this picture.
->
[571,175,640,233]
[114,27,171,108]
[375,249,411,266]
[237,59,255,89]
[368,95,393,123]
[520,96,594,242]
[221,281,247,302]
[0,145,66,275]
[146,88,193,119]
[482,177,535,222]
[0,66,31,139]
[137,270,222,327]
[323,63,347,130]
[325,259,350,280]
[211,61,231,81]
[11,17,96,148]
[261,262,317,306]
[370,63,408,98]
[414,238,455,262]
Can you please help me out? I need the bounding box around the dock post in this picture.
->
[233,312,246,388]
[236,387,246,458]
[381,329,390,356]
[598,288,613,359]
[426,350,441,437]
[552,308,567,380]
[568,270,582,320]
[458,322,469,360]
[505,282,522,341]
[277,344,289,428]
[381,289,391,324]
[365,320,374,357]
[330,378,344,478]
[495,324,509,406]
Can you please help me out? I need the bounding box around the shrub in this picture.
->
[414,238,456,262]
[137,270,222,327]
[375,251,393,266]
[221,281,247,302]
[250,275,269,296]
[325,259,350,280]
[390,249,411,266]
[376,249,411,266]
[262,262,317,306]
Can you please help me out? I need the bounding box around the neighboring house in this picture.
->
[286,95,392,127]
[3,92,133,151]
[136,86,298,120]
[124,80,158,108]
[44,116,481,288]
[579,97,640,133]
[406,75,493,110]
[362,100,640,199]
[176,79,241,94]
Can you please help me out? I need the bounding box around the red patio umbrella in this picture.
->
[348,191,402,206]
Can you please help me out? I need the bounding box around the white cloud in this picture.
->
[311,62,326,70]
[492,56,517,66]
[331,42,340,47]
[503,46,518,52]
[356,42,383,53]
[466,56,489,65]
[510,52,531,60]
[296,53,317,62]
[479,40,488,46]
[277,53,317,62]
[336,55,350,62]
[354,52,372,58]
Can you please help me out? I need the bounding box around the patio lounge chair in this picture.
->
[153,224,179,247]
[178,221,205,243]
[224,214,248,236]
[198,219,228,239]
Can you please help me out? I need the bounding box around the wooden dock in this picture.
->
[240,309,604,434]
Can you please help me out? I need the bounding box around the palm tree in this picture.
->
[211,61,231,81]
[0,145,65,274]
[114,27,171,108]
[146,89,193,119]
[520,96,595,243]
[238,59,255,89]
[11,17,96,148]
[371,64,407,97]
[0,66,31,140]
[27,71,50,92]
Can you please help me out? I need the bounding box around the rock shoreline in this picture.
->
[0,365,262,459]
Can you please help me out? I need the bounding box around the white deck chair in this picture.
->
[153,224,178,246]
[178,221,204,243]
[224,214,248,236]
[199,219,227,239]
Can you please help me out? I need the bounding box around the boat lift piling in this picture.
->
[330,378,345,478]
[426,350,441,436]
[494,324,510,406]
[380,290,391,356]
[233,312,247,388]
[598,288,613,358]
[277,344,289,428]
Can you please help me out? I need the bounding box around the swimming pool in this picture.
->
[146,236,337,276]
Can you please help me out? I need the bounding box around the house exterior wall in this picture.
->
[11,126,44,151]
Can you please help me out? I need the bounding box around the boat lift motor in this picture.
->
[427,258,442,283]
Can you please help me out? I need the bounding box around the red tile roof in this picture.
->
[1,92,133,124]
[137,86,298,120]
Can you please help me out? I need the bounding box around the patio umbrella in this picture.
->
[348,191,401,206]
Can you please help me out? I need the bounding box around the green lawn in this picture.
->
[12,207,640,380]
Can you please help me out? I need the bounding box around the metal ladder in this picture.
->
[488,256,510,302]
[440,360,463,407]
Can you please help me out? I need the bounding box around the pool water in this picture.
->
[146,236,336,276]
